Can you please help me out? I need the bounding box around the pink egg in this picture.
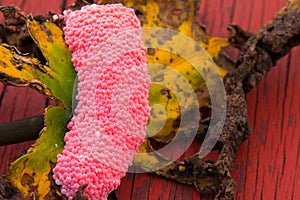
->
[53,4,150,200]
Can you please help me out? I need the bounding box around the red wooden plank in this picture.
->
[263,0,287,23]
[129,138,190,200]
[276,47,300,199]
[198,0,237,37]
[0,0,61,177]
[230,0,262,199]
[231,0,254,31]
[231,1,290,199]
[130,173,151,200]
[0,87,45,122]
[1,1,299,200]
[0,141,33,174]
[65,0,77,8]
[118,173,135,200]
[198,0,239,67]
[244,56,289,200]
[145,175,177,200]
[0,84,4,96]
[2,0,63,15]
[0,87,46,174]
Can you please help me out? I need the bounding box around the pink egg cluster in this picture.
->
[53,4,150,200]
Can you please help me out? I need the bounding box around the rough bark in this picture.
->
[0,0,300,199]
[158,0,300,199]
[0,115,44,146]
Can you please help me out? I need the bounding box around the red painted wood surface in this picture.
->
[0,0,299,199]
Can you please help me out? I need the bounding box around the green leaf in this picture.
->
[4,106,71,199]
[27,19,76,108]
[0,16,76,109]
[0,2,232,196]
[0,8,75,199]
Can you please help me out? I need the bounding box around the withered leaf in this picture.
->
[0,106,71,199]
[99,2,231,186]
[0,6,75,199]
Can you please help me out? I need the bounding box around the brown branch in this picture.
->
[0,1,299,199]
[232,0,300,93]
[202,0,300,198]
[156,0,300,199]
[0,115,44,146]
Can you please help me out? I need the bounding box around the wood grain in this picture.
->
[0,0,299,199]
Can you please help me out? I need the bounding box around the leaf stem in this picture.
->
[0,115,44,146]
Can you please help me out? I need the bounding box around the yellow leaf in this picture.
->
[101,0,230,143]
[0,16,76,108]
[131,139,172,172]
[0,2,232,194]
[4,106,70,199]
[0,44,52,96]
[0,9,75,199]
[27,19,76,108]
[100,0,231,172]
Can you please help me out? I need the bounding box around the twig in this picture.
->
[0,115,44,146]
[0,1,299,199]
[156,0,300,199]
